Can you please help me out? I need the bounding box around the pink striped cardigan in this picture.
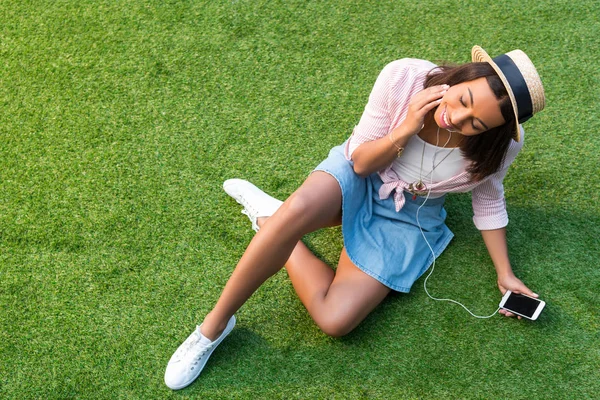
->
[345,58,524,231]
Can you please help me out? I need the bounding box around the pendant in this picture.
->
[408,180,428,200]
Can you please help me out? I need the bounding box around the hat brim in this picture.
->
[472,45,521,142]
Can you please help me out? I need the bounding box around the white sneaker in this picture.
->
[164,315,236,390]
[223,179,283,232]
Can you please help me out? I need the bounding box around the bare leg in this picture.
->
[201,172,344,339]
[283,242,390,336]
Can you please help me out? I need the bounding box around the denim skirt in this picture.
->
[313,143,454,292]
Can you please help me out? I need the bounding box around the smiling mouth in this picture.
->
[441,107,457,132]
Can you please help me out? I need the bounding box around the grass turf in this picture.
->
[0,0,598,398]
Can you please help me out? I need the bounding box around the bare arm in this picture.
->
[350,125,412,177]
[481,228,538,318]
[481,228,513,278]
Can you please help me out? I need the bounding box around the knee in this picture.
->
[279,191,314,222]
[316,316,355,338]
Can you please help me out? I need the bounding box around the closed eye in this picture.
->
[473,118,488,131]
[460,96,467,107]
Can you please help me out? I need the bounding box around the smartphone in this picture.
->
[499,290,545,320]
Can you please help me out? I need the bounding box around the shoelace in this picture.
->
[173,330,206,361]
[238,192,261,231]
[173,334,214,370]
[190,346,212,370]
[236,191,261,215]
[241,208,260,231]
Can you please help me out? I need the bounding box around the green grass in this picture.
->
[1,0,599,398]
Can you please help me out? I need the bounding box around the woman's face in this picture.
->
[434,77,506,136]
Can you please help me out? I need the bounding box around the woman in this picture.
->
[164,45,546,390]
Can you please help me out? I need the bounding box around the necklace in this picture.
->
[407,127,457,199]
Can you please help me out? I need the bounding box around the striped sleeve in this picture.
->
[471,127,525,230]
[346,59,427,159]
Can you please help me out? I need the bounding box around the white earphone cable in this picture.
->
[415,130,499,319]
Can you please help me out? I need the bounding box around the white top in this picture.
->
[393,135,468,198]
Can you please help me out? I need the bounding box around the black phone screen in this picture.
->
[503,293,541,317]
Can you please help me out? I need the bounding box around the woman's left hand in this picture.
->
[497,274,538,319]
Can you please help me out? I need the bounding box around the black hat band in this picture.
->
[493,54,533,123]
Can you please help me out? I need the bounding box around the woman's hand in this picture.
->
[398,84,448,137]
[351,84,448,177]
[497,274,538,319]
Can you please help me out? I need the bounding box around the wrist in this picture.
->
[388,131,404,158]
[391,125,413,143]
[496,268,515,281]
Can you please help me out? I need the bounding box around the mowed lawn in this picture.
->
[0,0,598,398]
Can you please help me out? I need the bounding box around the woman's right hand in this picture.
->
[397,84,448,137]
[351,84,448,177]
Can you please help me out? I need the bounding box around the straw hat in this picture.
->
[472,45,545,142]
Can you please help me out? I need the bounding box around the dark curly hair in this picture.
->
[424,62,516,181]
